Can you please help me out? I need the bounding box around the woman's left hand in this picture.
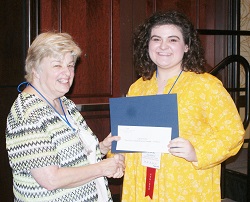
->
[99,133,120,155]
[168,137,197,162]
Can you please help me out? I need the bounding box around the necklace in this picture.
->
[17,81,75,131]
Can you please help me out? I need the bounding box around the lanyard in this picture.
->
[167,70,183,94]
[17,82,75,131]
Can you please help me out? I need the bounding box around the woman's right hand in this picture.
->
[30,154,125,190]
[99,153,125,178]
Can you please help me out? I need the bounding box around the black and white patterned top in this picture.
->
[6,92,112,202]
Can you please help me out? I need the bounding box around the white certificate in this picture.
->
[116,125,172,153]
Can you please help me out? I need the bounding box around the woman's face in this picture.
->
[33,52,75,99]
[148,24,188,72]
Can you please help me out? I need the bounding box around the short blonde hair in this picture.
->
[25,32,82,82]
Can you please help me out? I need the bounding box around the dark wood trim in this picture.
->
[198,29,250,36]
[58,0,62,32]
[119,0,134,96]
[76,103,110,112]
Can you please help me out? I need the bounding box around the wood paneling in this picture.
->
[0,1,26,86]
[39,0,121,104]
[39,0,60,32]
[0,1,28,201]
[62,1,112,97]
[38,0,228,118]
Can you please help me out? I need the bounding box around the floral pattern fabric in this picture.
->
[121,71,245,202]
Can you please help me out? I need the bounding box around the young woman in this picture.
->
[121,10,245,201]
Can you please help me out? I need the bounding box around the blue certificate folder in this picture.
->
[109,94,179,153]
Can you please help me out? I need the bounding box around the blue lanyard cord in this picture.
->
[17,81,29,92]
[17,81,75,131]
[168,70,183,94]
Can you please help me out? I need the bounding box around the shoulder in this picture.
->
[10,92,45,117]
[184,71,222,83]
[6,93,50,133]
[129,77,146,88]
[181,72,233,105]
[128,75,157,95]
[183,71,223,89]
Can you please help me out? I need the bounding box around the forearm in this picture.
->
[31,163,104,190]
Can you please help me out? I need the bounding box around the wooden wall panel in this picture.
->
[155,0,197,23]
[0,1,28,201]
[39,0,60,32]
[59,1,111,98]
[111,0,121,98]
[197,0,216,69]
[39,0,120,104]
[0,1,25,86]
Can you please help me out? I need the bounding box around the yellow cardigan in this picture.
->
[121,71,245,202]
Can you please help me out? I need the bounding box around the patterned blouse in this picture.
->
[6,93,112,202]
[121,71,245,202]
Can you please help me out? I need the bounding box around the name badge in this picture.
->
[142,152,161,169]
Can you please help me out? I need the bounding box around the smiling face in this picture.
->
[148,24,188,73]
[32,52,75,100]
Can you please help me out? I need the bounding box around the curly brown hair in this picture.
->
[133,10,206,80]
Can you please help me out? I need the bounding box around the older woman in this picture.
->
[6,32,124,202]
